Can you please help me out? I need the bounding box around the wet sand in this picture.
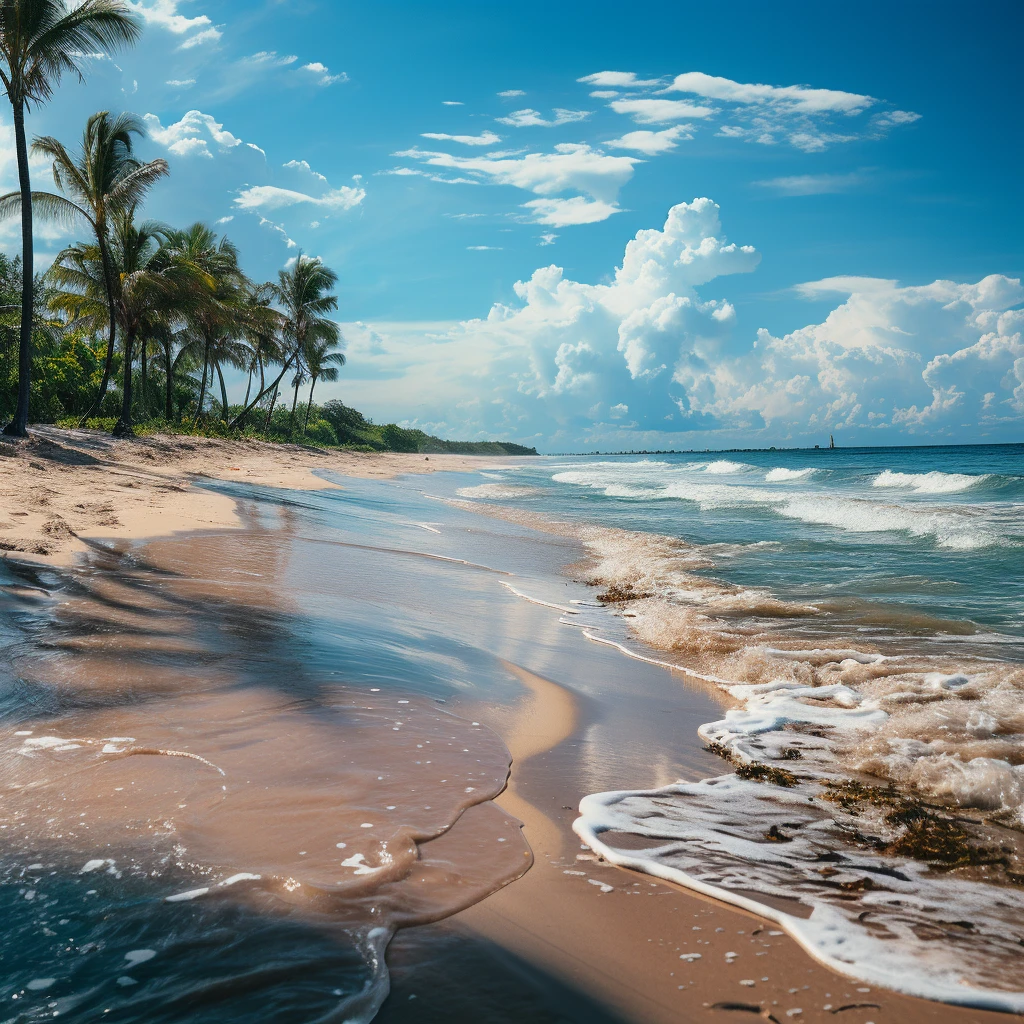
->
[0,438,1018,1022]
[0,426,519,563]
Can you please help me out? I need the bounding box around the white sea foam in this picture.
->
[703,460,750,474]
[456,483,544,499]
[485,509,1024,1007]
[873,470,990,494]
[765,467,815,482]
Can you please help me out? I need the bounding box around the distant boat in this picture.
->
[829,434,835,449]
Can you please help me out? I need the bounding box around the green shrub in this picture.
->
[303,419,338,446]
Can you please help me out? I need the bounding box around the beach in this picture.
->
[1,428,1020,1023]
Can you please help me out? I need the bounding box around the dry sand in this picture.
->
[3,425,1018,1023]
[1,425,514,563]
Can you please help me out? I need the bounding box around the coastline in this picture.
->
[0,429,1017,1023]
[0,427,519,564]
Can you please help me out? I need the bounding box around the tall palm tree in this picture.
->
[228,254,339,431]
[0,0,140,436]
[302,334,346,432]
[7,111,169,428]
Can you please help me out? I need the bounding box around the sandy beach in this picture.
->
[0,428,1018,1023]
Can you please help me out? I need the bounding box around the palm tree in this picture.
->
[0,0,140,436]
[159,223,246,427]
[9,111,169,429]
[228,254,339,431]
[302,334,346,432]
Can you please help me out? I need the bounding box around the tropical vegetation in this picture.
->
[0,1,536,455]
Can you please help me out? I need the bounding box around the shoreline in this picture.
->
[0,426,520,564]
[1,429,1018,1022]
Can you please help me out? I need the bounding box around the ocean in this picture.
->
[439,443,1024,1009]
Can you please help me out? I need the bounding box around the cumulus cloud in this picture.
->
[392,143,639,223]
[333,199,759,443]
[300,61,348,86]
[323,199,1023,448]
[609,98,714,123]
[143,110,243,157]
[421,130,501,146]
[606,125,693,154]
[677,274,1024,437]
[128,0,221,48]
[496,108,590,127]
[664,72,875,114]
[498,89,526,97]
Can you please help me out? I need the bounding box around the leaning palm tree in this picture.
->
[0,0,140,436]
[228,254,339,431]
[6,111,170,429]
[302,334,346,432]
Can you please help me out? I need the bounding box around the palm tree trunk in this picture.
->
[264,386,278,433]
[304,376,317,431]
[229,346,300,430]
[193,336,211,426]
[78,233,119,426]
[164,341,174,421]
[243,366,252,408]
[139,338,148,419]
[113,326,136,437]
[217,362,229,423]
[3,98,33,437]
[289,377,301,435]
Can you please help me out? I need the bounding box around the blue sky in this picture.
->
[6,0,1024,450]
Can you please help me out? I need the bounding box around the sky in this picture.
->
[4,0,1023,451]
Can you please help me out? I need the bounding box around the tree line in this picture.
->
[0,0,346,441]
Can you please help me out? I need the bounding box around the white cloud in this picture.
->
[498,89,526,97]
[247,142,266,157]
[577,71,663,88]
[234,184,366,211]
[442,100,463,106]
[421,130,502,147]
[323,197,1023,448]
[496,108,590,127]
[609,98,714,123]
[677,274,1024,436]
[240,50,298,68]
[467,245,502,250]
[663,72,875,114]
[539,233,558,246]
[128,0,221,48]
[393,143,639,205]
[594,70,919,152]
[754,171,866,195]
[606,125,693,154]
[179,26,220,49]
[284,158,328,181]
[521,197,621,226]
[215,215,233,224]
[143,110,244,158]
[166,78,195,87]
[332,200,760,444]
[300,61,347,86]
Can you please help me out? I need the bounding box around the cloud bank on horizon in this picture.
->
[343,199,1023,450]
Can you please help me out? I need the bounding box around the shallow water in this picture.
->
[0,472,726,1022]
[438,444,1024,1009]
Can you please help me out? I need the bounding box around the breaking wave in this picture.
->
[873,469,992,494]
